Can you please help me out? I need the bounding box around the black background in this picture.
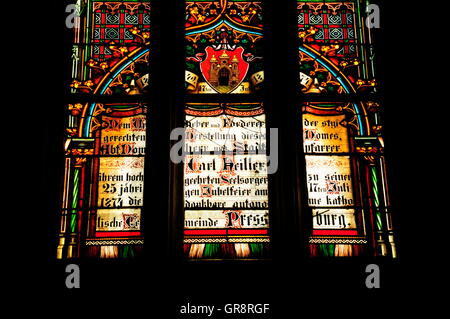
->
[7,0,431,315]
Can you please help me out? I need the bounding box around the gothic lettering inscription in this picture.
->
[184,112,269,242]
[96,114,146,235]
[303,113,356,231]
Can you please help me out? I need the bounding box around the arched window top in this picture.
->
[69,0,150,96]
[298,0,378,95]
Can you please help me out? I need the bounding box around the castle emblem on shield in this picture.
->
[200,46,249,93]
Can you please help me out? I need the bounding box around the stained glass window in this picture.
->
[183,103,270,258]
[57,0,150,258]
[55,0,397,261]
[183,0,270,259]
[185,0,264,94]
[298,1,396,257]
[297,0,375,94]
[70,0,150,95]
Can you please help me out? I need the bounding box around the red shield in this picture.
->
[200,46,249,93]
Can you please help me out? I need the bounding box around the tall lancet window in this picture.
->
[57,0,151,258]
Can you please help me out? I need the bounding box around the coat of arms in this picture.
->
[200,46,249,93]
